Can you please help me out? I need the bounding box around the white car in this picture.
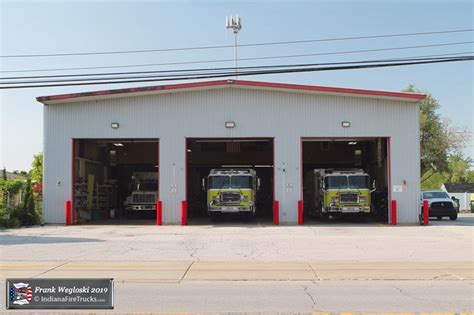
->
[420,190,458,221]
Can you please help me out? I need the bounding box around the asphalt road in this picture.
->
[1,280,472,312]
[109,280,474,312]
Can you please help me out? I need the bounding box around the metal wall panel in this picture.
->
[43,86,420,224]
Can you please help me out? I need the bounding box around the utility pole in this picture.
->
[226,15,242,79]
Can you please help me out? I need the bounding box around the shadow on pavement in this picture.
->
[187,215,274,227]
[187,213,387,227]
[0,235,103,246]
[303,213,388,227]
[83,219,156,225]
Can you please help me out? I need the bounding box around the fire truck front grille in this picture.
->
[340,193,359,204]
[133,194,155,204]
[221,192,241,203]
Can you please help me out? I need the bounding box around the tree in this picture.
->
[403,85,468,176]
[468,171,474,183]
[29,153,43,183]
[29,153,43,204]
[22,178,40,226]
[0,179,25,196]
[1,168,6,204]
[446,153,473,184]
[0,156,43,227]
[421,169,445,190]
[420,154,474,189]
[404,86,449,174]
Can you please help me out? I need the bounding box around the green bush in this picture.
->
[0,205,40,229]
[0,204,9,227]
[0,178,41,228]
[22,178,41,226]
[0,204,22,228]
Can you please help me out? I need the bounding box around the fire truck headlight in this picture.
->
[241,195,248,202]
[332,196,339,203]
[359,196,367,202]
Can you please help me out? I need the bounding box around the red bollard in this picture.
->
[298,200,304,225]
[423,199,429,225]
[156,201,162,226]
[181,200,187,226]
[65,200,72,225]
[391,200,397,225]
[273,200,279,225]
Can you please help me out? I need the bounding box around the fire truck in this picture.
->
[124,172,158,214]
[311,169,375,219]
[204,169,260,218]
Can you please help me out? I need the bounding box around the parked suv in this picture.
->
[420,190,458,221]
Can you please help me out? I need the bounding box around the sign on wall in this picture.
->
[392,185,403,193]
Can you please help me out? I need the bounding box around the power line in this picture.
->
[2,55,471,83]
[1,56,472,90]
[2,55,471,81]
[0,51,474,80]
[1,29,473,58]
[1,41,473,74]
[232,41,474,63]
[0,50,465,75]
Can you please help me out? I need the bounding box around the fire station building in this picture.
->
[37,79,425,224]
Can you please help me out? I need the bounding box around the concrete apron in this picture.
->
[1,261,472,282]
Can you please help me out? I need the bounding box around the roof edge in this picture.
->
[37,79,426,104]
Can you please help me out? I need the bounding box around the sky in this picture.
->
[1,0,473,171]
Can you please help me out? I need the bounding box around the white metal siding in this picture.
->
[43,86,420,223]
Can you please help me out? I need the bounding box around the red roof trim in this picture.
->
[36,79,426,103]
[235,80,426,100]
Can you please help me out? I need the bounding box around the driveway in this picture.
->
[1,214,472,262]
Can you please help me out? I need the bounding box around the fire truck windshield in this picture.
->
[209,175,252,189]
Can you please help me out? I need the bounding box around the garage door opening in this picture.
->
[186,138,274,224]
[301,138,389,223]
[73,139,159,224]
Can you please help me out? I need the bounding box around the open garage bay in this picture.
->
[186,138,274,224]
[302,138,389,224]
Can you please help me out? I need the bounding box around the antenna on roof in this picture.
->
[225,14,242,79]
